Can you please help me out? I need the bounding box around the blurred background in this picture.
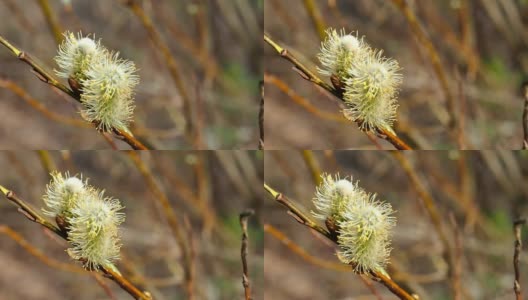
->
[264,150,528,299]
[0,0,263,149]
[264,0,528,149]
[0,150,263,300]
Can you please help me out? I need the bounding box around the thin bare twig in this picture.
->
[259,81,264,149]
[0,185,151,300]
[240,209,255,300]
[263,184,416,300]
[0,34,149,150]
[514,218,526,300]
[263,33,412,150]
[522,82,528,149]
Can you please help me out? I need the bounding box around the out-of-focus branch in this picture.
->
[302,0,326,39]
[36,0,63,44]
[301,150,322,186]
[121,0,199,148]
[126,151,193,299]
[390,151,459,298]
[0,78,90,128]
[0,185,152,300]
[390,0,460,146]
[264,73,349,124]
[240,209,254,300]
[264,33,412,150]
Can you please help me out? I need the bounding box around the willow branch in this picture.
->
[263,183,415,300]
[0,34,149,150]
[240,209,254,300]
[264,33,412,150]
[0,185,151,300]
[514,218,526,300]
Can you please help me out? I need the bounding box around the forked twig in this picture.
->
[263,183,416,300]
[0,185,151,300]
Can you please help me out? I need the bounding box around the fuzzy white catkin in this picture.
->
[311,173,396,273]
[42,172,86,219]
[343,50,402,132]
[337,194,395,273]
[41,171,125,270]
[55,32,104,81]
[54,31,139,132]
[312,174,368,223]
[80,52,138,132]
[67,189,125,270]
[317,28,402,133]
[317,28,369,80]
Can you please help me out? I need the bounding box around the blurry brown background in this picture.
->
[264,0,528,149]
[0,0,262,149]
[264,150,528,299]
[0,150,263,299]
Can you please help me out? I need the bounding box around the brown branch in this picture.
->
[263,184,416,300]
[265,223,350,272]
[0,225,85,274]
[522,82,528,149]
[240,209,254,300]
[264,73,349,123]
[0,78,91,128]
[0,185,152,300]
[0,34,149,150]
[514,218,526,300]
[259,80,264,150]
[263,33,412,150]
